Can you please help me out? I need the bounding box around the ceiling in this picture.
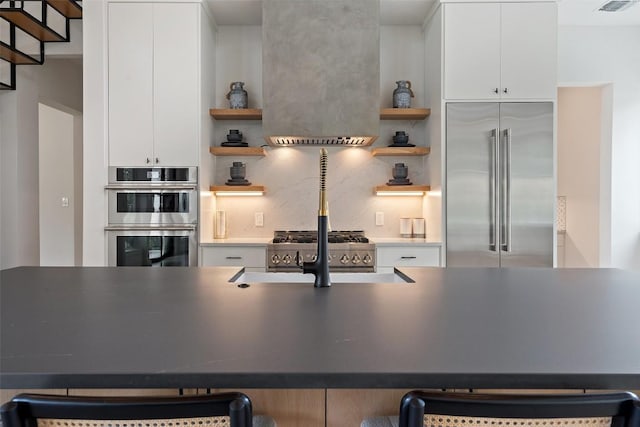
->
[205,0,640,26]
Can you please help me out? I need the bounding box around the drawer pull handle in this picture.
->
[401,256,417,259]
[226,256,242,260]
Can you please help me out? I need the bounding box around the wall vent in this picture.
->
[266,136,377,146]
[598,0,638,12]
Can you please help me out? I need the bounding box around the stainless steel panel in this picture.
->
[446,103,500,267]
[499,103,554,267]
[108,167,198,184]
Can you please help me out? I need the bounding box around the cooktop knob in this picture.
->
[352,254,361,264]
[282,254,292,264]
[363,254,372,264]
[311,254,317,262]
[271,254,280,264]
[340,254,349,264]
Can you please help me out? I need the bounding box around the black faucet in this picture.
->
[300,148,331,288]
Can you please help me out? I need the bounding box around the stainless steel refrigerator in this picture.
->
[446,103,554,267]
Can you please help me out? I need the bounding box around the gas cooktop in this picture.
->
[267,230,375,272]
[271,230,370,244]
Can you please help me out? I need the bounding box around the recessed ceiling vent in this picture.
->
[267,136,377,146]
[598,0,638,12]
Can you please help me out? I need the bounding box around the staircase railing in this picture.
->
[0,0,82,90]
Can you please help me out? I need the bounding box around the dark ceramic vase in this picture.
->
[392,131,409,145]
[393,163,408,180]
[230,162,246,180]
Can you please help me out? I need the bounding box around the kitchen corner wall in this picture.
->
[211,25,429,239]
[558,25,640,271]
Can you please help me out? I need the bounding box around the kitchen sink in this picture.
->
[230,271,413,284]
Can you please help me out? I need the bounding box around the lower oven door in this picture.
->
[105,225,197,267]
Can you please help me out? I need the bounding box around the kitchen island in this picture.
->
[2,266,640,390]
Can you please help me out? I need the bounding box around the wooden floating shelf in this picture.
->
[380,108,431,120]
[371,146,430,156]
[210,185,266,194]
[209,108,262,120]
[374,185,431,194]
[209,147,266,156]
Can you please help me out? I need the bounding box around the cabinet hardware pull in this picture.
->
[401,256,417,259]
[146,158,150,164]
[503,88,509,94]
[155,158,159,164]
[489,128,499,252]
[493,88,499,94]
[501,128,512,253]
[226,256,242,260]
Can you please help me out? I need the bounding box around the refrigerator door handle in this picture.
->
[501,128,512,252]
[489,128,499,252]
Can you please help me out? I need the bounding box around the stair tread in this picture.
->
[0,9,66,42]
[0,41,39,65]
[45,0,82,19]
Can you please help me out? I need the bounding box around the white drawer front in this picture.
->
[201,247,266,268]
[377,246,441,267]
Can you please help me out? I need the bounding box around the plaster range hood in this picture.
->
[262,0,380,146]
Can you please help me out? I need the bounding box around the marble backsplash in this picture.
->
[210,127,429,239]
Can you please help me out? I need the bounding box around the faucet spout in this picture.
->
[302,148,331,288]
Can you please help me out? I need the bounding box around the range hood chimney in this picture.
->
[262,0,380,146]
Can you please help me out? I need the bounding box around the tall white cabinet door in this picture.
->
[500,2,557,100]
[444,3,501,100]
[153,3,199,167]
[108,3,154,166]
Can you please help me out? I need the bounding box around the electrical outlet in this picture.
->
[255,212,264,227]
[375,211,384,226]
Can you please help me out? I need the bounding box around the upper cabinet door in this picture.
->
[108,3,154,166]
[500,2,557,100]
[444,3,501,101]
[153,3,199,167]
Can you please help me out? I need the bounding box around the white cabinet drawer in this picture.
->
[201,247,266,268]
[377,246,441,268]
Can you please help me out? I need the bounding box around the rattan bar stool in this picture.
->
[1,392,276,427]
[362,391,640,427]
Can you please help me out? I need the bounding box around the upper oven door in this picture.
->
[107,187,197,225]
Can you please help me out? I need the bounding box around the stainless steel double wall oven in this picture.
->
[105,167,198,267]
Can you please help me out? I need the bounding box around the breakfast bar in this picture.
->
[2,266,640,390]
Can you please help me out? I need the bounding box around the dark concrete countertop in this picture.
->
[1,266,639,390]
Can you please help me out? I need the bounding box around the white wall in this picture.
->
[0,59,82,269]
[39,104,77,265]
[82,0,108,266]
[209,25,429,240]
[558,26,640,271]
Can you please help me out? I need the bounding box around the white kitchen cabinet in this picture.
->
[108,3,199,167]
[376,245,442,272]
[200,246,267,271]
[443,2,557,100]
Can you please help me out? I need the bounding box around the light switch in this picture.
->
[375,211,384,226]
[255,212,264,227]
[61,197,69,207]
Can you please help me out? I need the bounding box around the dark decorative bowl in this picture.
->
[227,130,243,142]
[392,131,409,145]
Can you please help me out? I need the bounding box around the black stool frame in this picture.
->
[1,393,253,427]
[399,391,640,427]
